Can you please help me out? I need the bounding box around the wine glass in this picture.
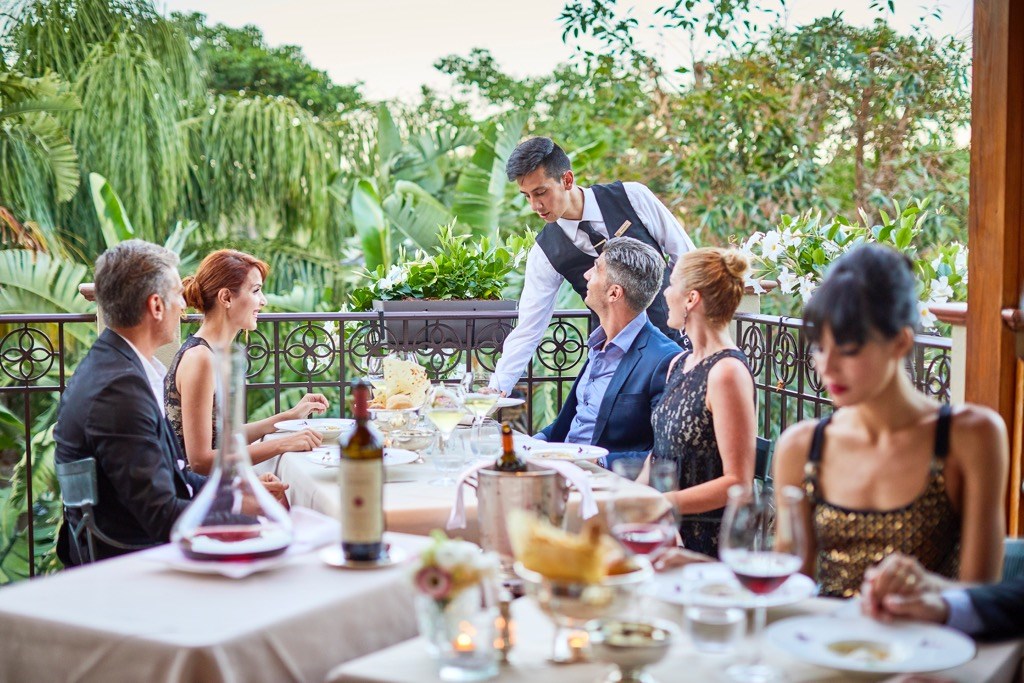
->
[718,484,806,683]
[423,384,468,486]
[365,352,387,397]
[460,371,498,438]
[608,459,677,558]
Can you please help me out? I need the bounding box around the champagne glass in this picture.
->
[365,352,387,397]
[719,485,806,683]
[423,384,467,486]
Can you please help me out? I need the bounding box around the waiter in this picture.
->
[490,137,696,396]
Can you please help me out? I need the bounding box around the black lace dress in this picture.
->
[164,334,217,468]
[650,348,752,557]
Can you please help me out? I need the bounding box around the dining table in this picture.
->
[267,435,671,543]
[326,591,1024,683]
[0,510,430,683]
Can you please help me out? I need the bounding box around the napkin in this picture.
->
[144,506,339,578]
[445,459,599,530]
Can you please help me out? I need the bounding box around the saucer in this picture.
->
[319,544,408,570]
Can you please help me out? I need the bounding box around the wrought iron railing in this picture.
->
[0,309,952,577]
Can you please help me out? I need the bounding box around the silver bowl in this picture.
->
[588,619,676,683]
[513,557,654,662]
[389,428,435,452]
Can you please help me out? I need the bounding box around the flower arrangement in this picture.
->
[348,222,533,311]
[412,531,500,609]
[737,198,967,329]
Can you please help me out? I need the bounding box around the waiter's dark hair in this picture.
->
[803,243,919,349]
[505,137,571,182]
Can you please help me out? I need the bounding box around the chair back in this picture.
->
[56,458,152,564]
[754,437,773,484]
[1003,538,1024,580]
[56,458,99,508]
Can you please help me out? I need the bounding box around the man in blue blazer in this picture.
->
[537,237,681,469]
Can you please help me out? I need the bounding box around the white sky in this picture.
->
[158,0,974,101]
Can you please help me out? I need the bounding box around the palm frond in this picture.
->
[382,180,453,253]
[452,109,529,235]
[63,33,189,251]
[0,250,93,343]
[187,95,335,249]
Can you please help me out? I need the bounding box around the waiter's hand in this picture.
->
[479,387,506,397]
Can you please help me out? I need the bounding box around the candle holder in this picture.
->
[416,591,499,681]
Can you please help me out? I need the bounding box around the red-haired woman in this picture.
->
[165,249,328,474]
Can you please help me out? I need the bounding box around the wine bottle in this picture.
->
[493,422,528,472]
[339,380,385,561]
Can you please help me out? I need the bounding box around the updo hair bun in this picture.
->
[803,243,918,348]
[721,249,749,281]
[181,274,205,312]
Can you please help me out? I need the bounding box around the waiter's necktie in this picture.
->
[577,220,607,254]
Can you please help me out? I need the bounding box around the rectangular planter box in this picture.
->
[371,299,518,351]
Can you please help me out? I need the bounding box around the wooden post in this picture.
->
[968,0,1024,534]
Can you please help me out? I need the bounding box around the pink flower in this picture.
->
[415,566,453,600]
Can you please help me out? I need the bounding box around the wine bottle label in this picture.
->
[339,460,384,543]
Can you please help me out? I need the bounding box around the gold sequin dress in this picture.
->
[802,404,960,598]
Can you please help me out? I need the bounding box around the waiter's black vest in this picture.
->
[535,181,683,345]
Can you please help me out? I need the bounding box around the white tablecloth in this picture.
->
[271,447,671,542]
[0,526,430,683]
[327,596,1024,683]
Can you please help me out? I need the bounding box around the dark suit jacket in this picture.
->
[539,320,680,467]
[55,329,206,565]
[967,578,1024,640]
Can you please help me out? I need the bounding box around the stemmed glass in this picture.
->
[423,384,468,486]
[608,458,677,558]
[459,371,498,437]
[719,484,806,683]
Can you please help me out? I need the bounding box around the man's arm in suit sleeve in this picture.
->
[623,181,695,268]
[491,244,563,395]
[965,579,1024,640]
[86,376,193,542]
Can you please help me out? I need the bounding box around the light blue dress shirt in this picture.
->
[942,589,985,635]
[564,312,649,445]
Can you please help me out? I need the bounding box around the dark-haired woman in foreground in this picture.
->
[773,244,1007,598]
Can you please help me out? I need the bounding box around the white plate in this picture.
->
[275,418,355,433]
[304,447,419,467]
[521,442,609,462]
[651,562,817,609]
[767,615,976,674]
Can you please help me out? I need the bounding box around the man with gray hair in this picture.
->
[537,237,681,469]
[54,240,286,565]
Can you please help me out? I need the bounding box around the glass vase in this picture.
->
[171,344,293,561]
[415,586,499,681]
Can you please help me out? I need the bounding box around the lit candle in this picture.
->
[568,630,589,651]
[454,621,476,654]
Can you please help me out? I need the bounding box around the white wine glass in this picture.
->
[719,485,806,683]
[460,371,498,438]
[423,384,467,486]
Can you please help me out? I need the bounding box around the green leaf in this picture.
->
[350,178,389,270]
[89,172,135,248]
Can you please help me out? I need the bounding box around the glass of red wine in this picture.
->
[608,458,677,558]
[718,484,806,683]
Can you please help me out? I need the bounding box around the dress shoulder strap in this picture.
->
[934,404,953,460]
[807,413,833,464]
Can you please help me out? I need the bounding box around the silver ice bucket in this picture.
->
[475,464,570,574]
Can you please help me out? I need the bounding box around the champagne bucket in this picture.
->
[475,464,569,574]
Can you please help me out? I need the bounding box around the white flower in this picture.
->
[387,265,407,285]
[954,247,968,273]
[777,267,798,294]
[745,275,766,294]
[434,543,461,571]
[822,240,840,256]
[918,301,938,329]
[780,228,802,249]
[928,276,953,303]
[377,276,394,292]
[760,231,784,261]
[797,274,817,303]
